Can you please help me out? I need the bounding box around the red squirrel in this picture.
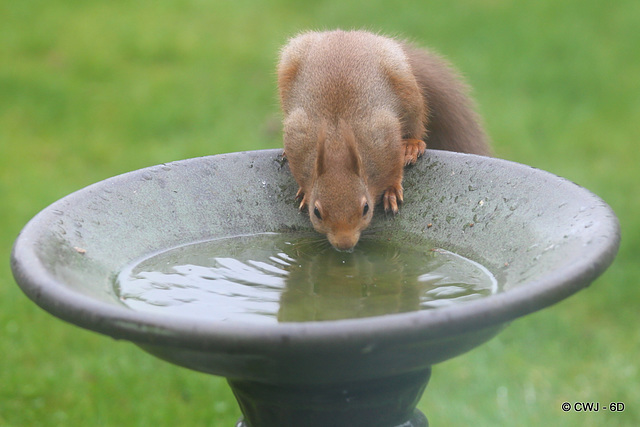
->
[278,30,490,251]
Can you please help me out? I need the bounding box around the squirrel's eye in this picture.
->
[313,207,322,220]
[363,203,369,216]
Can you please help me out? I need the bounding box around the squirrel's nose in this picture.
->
[328,232,360,252]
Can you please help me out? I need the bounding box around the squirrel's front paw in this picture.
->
[383,184,404,214]
[402,138,426,165]
[295,187,308,210]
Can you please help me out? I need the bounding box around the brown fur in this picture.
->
[401,42,490,155]
[278,30,490,250]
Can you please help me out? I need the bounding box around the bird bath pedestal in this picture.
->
[11,149,620,426]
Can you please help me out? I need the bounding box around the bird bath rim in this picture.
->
[11,148,620,353]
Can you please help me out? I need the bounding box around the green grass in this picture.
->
[2,0,638,425]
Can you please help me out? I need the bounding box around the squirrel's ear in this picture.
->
[315,121,328,176]
[341,120,363,176]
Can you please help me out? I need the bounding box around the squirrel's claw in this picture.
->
[403,138,427,165]
[383,184,403,214]
[295,188,308,210]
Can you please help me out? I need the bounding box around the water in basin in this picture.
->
[115,232,498,323]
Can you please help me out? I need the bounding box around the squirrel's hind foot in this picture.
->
[402,138,426,165]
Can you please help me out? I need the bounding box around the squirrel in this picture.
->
[278,30,490,251]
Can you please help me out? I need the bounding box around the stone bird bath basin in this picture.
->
[11,149,620,426]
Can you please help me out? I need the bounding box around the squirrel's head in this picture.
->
[309,121,374,251]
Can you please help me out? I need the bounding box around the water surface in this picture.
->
[115,232,498,323]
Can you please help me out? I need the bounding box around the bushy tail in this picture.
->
[402,43,491,156]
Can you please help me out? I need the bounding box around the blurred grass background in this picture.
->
[1,0,638,425]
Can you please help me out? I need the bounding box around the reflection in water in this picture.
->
[115,233,498,324]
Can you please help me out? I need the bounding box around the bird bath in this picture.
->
[11,149,620,426]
